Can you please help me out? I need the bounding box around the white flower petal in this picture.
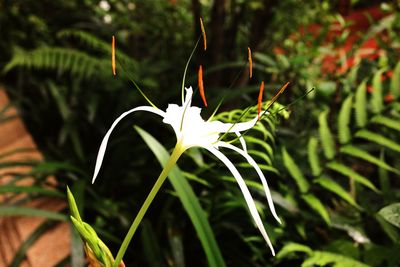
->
[205,147,275,256]
[217,142,281,224]
[234,131,247,152]
[217,116,258,133]
[92,106,165,184]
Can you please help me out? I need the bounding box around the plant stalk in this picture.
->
[113,144,184,267]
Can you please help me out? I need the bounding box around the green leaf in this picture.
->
[302,193,331,225]
[67,186,82,222]
[136,127,226,267]
[319,110,336,159]
[307,137,321,176]
[370,70,384,114]
[370,115,400,132]
[379,203,400,229]
[355,81,367,127]
[338,95,353,144]
[276,242,312,259]
[340,145,399,174]
[0,206,67,221]
[355,129,400,153]
[0,185,64,197]
[302,251,369,267]
[315,176,360,208]
[282,147,309,193]
[390,61,400,98]
[326,161,378,191]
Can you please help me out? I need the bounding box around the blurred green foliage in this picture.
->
[1,0,400,266]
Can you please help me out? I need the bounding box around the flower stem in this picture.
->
[113,144,184,267]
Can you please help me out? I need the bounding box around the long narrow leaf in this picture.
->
[136,127,226,267]
[282,147,309,193]
[319,110,336,160]
[355,130,400,153]
[326,161,378,192]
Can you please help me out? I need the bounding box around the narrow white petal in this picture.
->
[215,116,258,133]
[205,147,275,255]
[217,142,281,224]
[234,131,247,152]
[92,106,165,184]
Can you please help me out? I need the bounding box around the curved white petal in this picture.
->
[92,106,165,184]
[217,142,281,224]
[205,146,275,256]
[217,116,258,133]
[234,131,247,152]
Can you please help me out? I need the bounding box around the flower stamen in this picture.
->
[112,35,116,76]
[200,18,207,51]
[198,65,208,107]
[248,47,253,78]
[257,81,264,120]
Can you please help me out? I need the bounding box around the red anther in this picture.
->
[198,65,208,107]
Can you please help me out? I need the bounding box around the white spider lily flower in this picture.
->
[92,86,280,255]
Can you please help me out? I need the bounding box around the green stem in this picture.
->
[113,144,184,267]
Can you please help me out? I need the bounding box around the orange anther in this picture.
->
[200,18,207,51]
[112,35,116,76]
[198,65,208,107]
[248,47,253,78]
[258,81,264,120]
[266,82,290,111]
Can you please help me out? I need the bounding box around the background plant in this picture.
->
[1,0,400,266]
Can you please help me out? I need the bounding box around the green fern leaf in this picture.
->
[340,145,399,174]
[371,115,400,132]
[390,61,400,98]
[302,193,331,225]
[318,110,336,160]
[302,251,369,267]
[355,81,367,127]
[4,47,109,78]
[355,130,400,153]
[315,176,360,208]
[307,137,321,176]
[282,147,309,193]
[276,243,313,259]
[326,161,378,191]
[338,95,353,144]
[370,70,384,114]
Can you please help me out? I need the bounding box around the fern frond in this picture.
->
[301,193,331,225]
[390,61,400,99]
[355,130,400,153]
[326,161,378,191]
[282,147,310,193]
[244,136,273,158]
[318,109,336,160]
[354,81,367,127]
[340,145,399,174]
[307,137,321,176]
[4,47,109,79]
[370,115,400,132]
[302,251,369,267]
[276,243,313,259]
[338,95,353,144]
[315,176,360,208]
[58,29,110,53]
[370,70,384,114]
